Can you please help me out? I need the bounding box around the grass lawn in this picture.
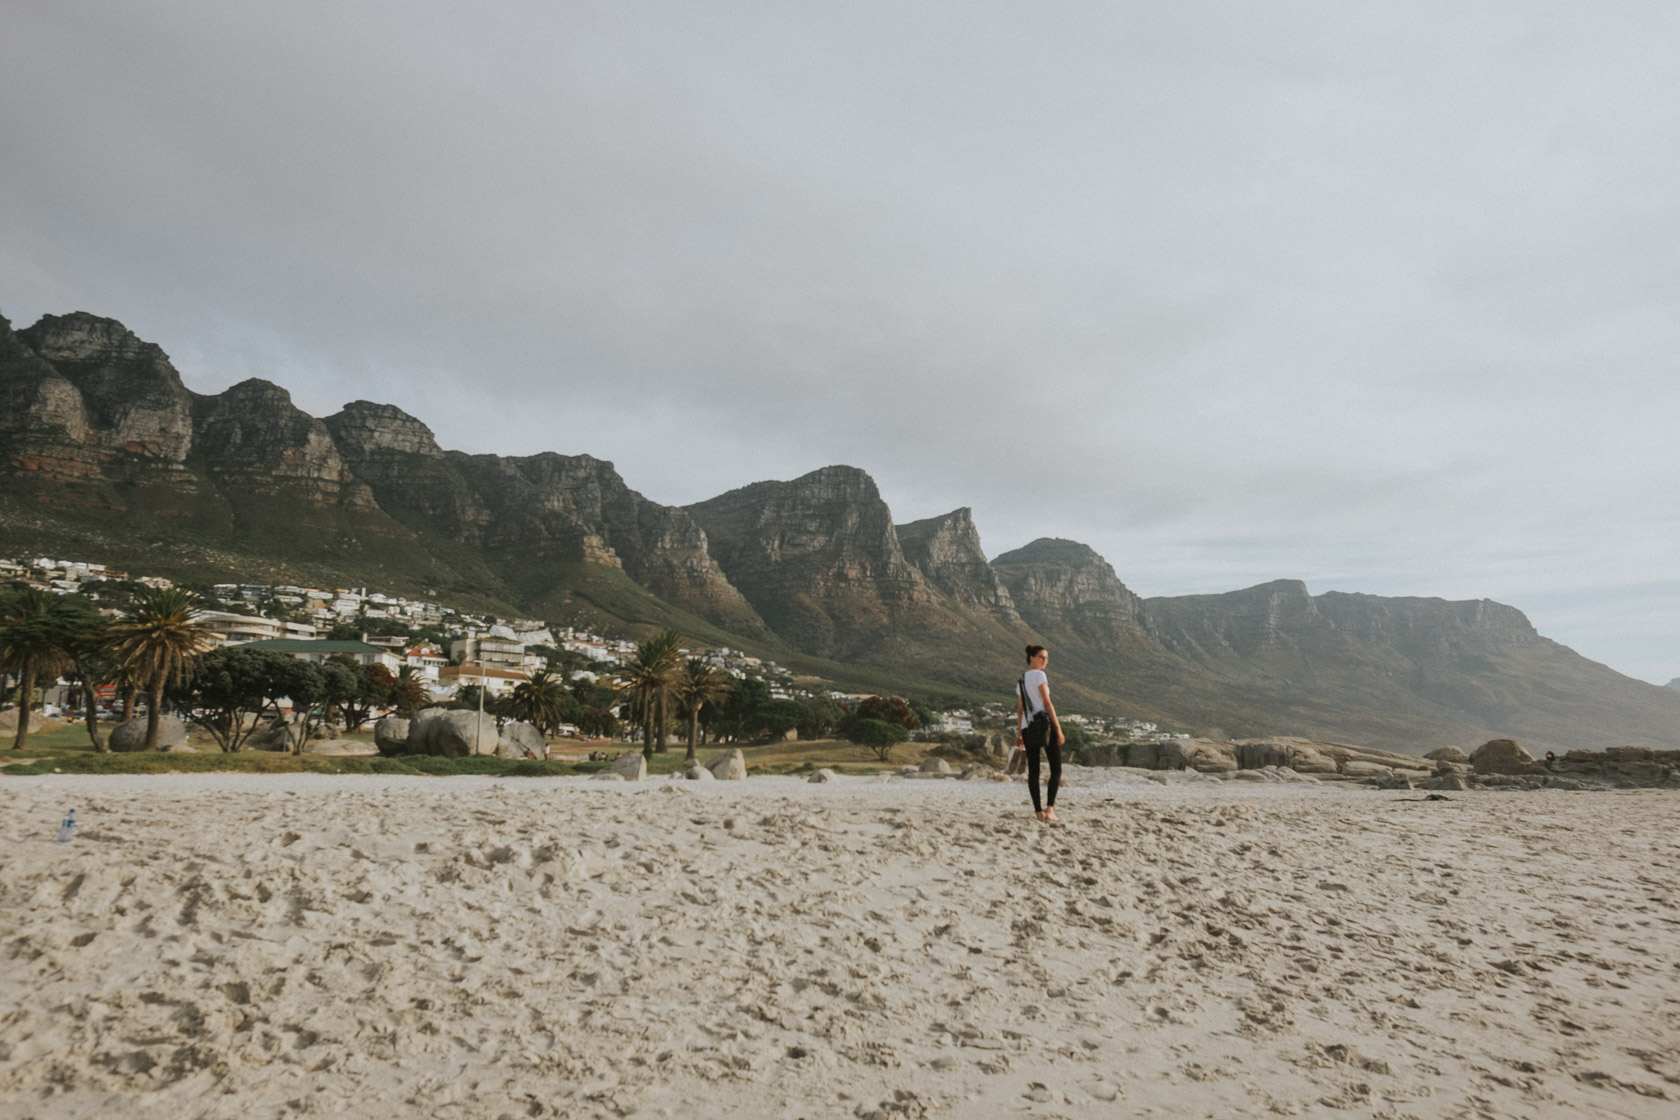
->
[1,722,965,778]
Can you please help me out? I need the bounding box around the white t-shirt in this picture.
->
[1018,669,1048,729]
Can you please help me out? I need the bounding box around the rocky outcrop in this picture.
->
[1470,738,1535,775]
[408,709,499,757]
[322,400,445,460]
[685,466,938,657]
[456,452,765,633]
[192,379,376,508]
[990,538,1150,650]
[706,748,747,780]
[500,721,545,758]
[109,716,189,752]
[17,312,197,465]
[608,751,647,780]
[896,508,1020,622]
[374,716,410,756]
[1,312,196,486]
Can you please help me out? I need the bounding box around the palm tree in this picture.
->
[66,619,117,752]
[511,669,567,735]
[109,588,214,751]
[674,658,732,763]
[0,590,96,751]
[616,630,682,757]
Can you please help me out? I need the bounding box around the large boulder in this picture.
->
[1470,739,1535,776]
[408,709,500,757]
[1126,741,1164,769]
[0,709,49,735]
[247,714,307,752]
[1235,740,1294,769]
[1286,743,1339,774]
[500,721,546,759]
[374,716,410,756]
[919,757,954,776]
[1425,746,1469,763]
[706,748,747,780]
[1177,739,1239,773]
[109,715,189,752]
[1080,743,1126,768]
[609,751,647,780]
[302,738,377,756]
[685,761,716,781]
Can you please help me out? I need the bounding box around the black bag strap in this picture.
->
[1018,674,1035,720]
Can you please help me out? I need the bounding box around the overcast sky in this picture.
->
[3,2,1676,683]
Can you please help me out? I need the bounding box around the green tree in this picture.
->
[179,646,300,752]
[390,664,427,718]
[511,669,568,735]
[715,676,771,742]
[0,589,97,751]
[275,660,328,753]
[674,659,732,762]
[317,660,361,736]
[333,657,395,731]
[848,718,909,762]
[616,630,682,757]
[754,698,810,740]
[108,587,214,752]
[799,695,845,739]
[856,695,918,729]
[66,622,119,752]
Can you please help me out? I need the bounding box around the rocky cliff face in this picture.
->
[322,400,445,459]
[484,453,763,632]
[17,312,196,464]
[322,401,764,632]
[685,465,938,657]
[323,401,490,537]
[895,507,1020,623]
[990,537,1150,650]
[1,312,197,487]
[192,379,376,509]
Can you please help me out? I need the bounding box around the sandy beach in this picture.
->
[2,770,1676,1119]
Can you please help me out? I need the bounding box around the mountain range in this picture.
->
[4,308,1678,754]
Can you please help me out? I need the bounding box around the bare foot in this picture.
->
[1043,807,1059,823]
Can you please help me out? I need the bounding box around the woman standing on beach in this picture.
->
[1015,644,1065,822]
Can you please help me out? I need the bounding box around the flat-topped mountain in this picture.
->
[6,306,1680,752]
[1142,580,1680,752]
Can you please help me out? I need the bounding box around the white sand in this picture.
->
[2,770,1677,1119]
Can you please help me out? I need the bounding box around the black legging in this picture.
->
[1024,725,1061,812]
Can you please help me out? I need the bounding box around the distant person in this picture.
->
[1015,644,1066,822]
[1544,751,1557,770]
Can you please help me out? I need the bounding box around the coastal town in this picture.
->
[1,553,1171,742]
